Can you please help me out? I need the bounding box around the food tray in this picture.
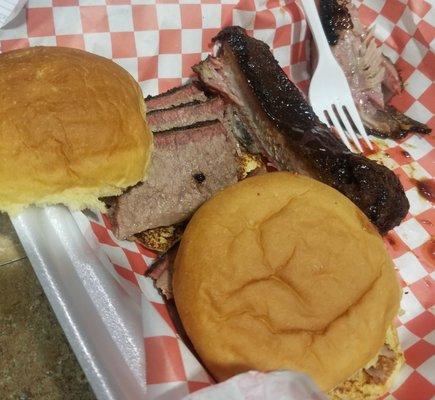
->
[4,0,434,399]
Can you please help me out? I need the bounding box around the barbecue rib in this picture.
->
[319,0,430,139]
[110,120,240,239]
[193,26,409,234]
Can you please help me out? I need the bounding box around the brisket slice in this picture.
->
[147,97,225,133]
[145,82,207,112]
[110,120,239,239]
[193,26,409,234]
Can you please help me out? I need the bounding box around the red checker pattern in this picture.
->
[135,241,157,259]
[358,4,378,27]
[417,150,435,176]
[221,4,234,27]
[132,5,157,31]
[254,9,275,29]
[389,90,418,114]
[381,0,406,23]
[138,55,158,81]
[101,213,113,230]
[111,32,136,58]
[145,336,186,384]
[394,167,415,192]
[187,381,212,393]
[180,5,202,29]
[80,6,109,33]
[159,78,183,94]
[386,26,411,54]
[159,30,181,54]
[417,48,435,81]
[182,53,202,78]
[123,248,149,275]
[395,57,416,82]
[90,221,117,247]
[384,230,409,259]
[291,41,306,64]
[27,8,55,37]
[201,28,220,53]
[56,34,85,49]
[273,25,291,48]
[412,238,435,273]
[3,0,433,397]
[409,277,435,310]
[106,0,131,5]
[53,0,78,6]
[393,371,434,400]
[1,38,30,52]
[415,210,435,236]
[113,264,138,286]
[419,85,435,114]
[417,20,434,48]
[286,1,304,22]
[408,0,431,18]
[386,145,415,166]
[152,302,177,333]
[405,311,435,338]
[404,340,435,369]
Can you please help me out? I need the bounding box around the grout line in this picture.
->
[0,255,27,268]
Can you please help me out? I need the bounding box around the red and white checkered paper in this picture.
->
[2,0,433,398]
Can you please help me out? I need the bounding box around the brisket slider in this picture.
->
[0,46,152,214]
[173,172,404,399]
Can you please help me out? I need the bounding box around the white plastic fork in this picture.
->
[301,0,373,152]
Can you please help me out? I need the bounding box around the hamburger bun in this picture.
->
[173,172,402,395]
[331,325,404,399]
[0,46,153,214]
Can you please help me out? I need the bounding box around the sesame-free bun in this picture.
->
[0,46,153,214]
[173,172,402,393]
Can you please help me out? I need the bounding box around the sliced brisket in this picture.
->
[110,120,239,239]
[147,97,225,132]
[194,26,409,234]
[145,82,207,112]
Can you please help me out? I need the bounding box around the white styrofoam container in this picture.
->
[12,206,146,400]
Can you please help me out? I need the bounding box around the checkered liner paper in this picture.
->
[1,0,433,398]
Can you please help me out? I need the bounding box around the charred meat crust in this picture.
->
[207,26,408,234]
[384,106,431,138]
[145,81,208,112]
[213,27,320,132]
[365,110,432,139]
[144,81,202,101]
[147,97,225,133]
[319,0,353,45]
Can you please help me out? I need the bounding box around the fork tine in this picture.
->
[334,106,363,153]
[325,109,353,152]
[343,104,373,150]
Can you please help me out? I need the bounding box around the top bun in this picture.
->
[173,172,401,391]
[0,46,153,214]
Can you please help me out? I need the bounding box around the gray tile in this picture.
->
[0,259,96,400]
[0,212,26,266]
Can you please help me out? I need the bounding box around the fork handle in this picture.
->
[301,0,335,62]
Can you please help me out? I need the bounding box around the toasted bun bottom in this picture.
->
[329,325,404,399]
[173,172,402,391]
